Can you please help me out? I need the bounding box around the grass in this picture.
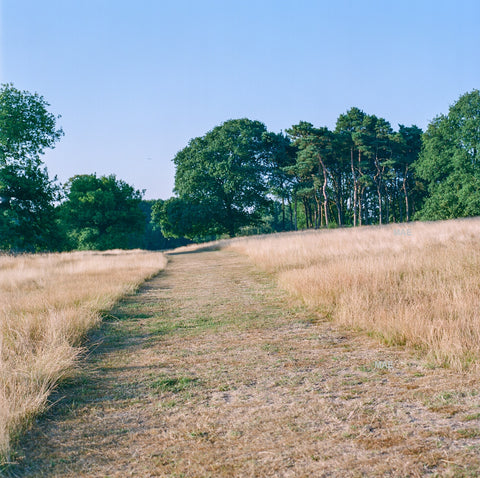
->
[227,217,480,371]
[0,249,167,464]
[9,247,480,477]
[149,375,200,393]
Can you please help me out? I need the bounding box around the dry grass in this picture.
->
[14,248,480,477]
[0,249,166,463]
[228,218,480,371]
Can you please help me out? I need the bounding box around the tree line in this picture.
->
[1,83,479,251]
[0,84,188,252]
[156,89,479,240]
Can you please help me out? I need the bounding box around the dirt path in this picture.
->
[9,249,480,477]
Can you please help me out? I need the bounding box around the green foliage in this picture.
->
[415,90,480,220]
[0,84,63,251]
[3,80,478,250]
[152,197,215,240]
[0,83,63,164]
[59,174,145,250]
[0,163,61,251]
[131,200,190,250]
[170,118,273,238]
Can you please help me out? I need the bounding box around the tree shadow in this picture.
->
[5,270,172,477]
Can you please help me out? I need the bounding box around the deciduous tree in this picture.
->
[166,119,273,237]
[59,174,145,250]
[415,90,480,220]
[0,84,63,251]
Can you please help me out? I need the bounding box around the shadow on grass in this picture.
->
[3,269,177,477]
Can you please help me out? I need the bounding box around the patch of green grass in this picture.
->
[261,343,280,353]
[218,383,234,392]
[358,364,373,372]
[189,430,209,439]
[424,391,459,407]
[147,321,179,336]
[457,428,480,439]
[149,375,200,393]
[463,413,480,422]
[146,315,223,339]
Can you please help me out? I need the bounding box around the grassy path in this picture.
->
[9,249,480,477]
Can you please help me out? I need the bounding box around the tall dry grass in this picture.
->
[0,249,167,463]
[228,218,480,371]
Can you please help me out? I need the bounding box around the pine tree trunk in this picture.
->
[358,150,363,226]
[351,147,357,226]
[403,166,410,221]
[318,154,329,228]
[377,186,382,225]
[294,195,298,230]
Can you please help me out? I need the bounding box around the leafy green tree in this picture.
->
[0,162,61,250]
[167,119,273,238]
[0,84,63,164]
[152,197,214,240]
[391,125,423,221]
[335,107,366,226]
[360,115,394,225]
[59,174,145,250]
[286,122,336,228]
[0,84,63,251]
[262,131,297,231]
[415,90,480,220]
[131,200,191,250]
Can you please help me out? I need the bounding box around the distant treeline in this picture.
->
[0,83,188,252]
[155,89,480,240]
[1,82,479,251]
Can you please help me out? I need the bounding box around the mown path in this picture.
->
[9,249,480,477]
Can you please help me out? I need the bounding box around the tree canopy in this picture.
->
[0,84,63,251]
[414,90,480,220]
[59,174,145,250]
[2,82,479,250]
[160,118,274,238]
[0,83,63,166]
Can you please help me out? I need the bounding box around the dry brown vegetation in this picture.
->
[13,248,480,477]
[6,218,480,476]
[228,218,480,371]
[0,250,166,463]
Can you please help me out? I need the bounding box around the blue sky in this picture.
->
[1,0,479,199]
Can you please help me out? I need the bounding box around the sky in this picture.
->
[1,0,479,200]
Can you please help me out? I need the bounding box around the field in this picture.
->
[0,250,167,464]
[228,218,480,371]
[3,218,480,477]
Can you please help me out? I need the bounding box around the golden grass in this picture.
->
[228,218,480,371]
[0,249,167,462]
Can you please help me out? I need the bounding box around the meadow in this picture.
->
[6,219,480,476]
[0,250,167,463]
[228,218,480,371]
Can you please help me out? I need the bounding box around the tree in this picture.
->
[152,197,215,240]
[391,125,423,221]
[0,84,63,251]
[335,108,366,226]
[262,131,297,231]
[167,119,273,238]
[415,90,480,220]
[0,162,61,250]
[132,200,191,250]
[286,122,337,228]
[59,174,145,250]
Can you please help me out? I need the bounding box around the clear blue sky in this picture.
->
[1,0,479,199]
